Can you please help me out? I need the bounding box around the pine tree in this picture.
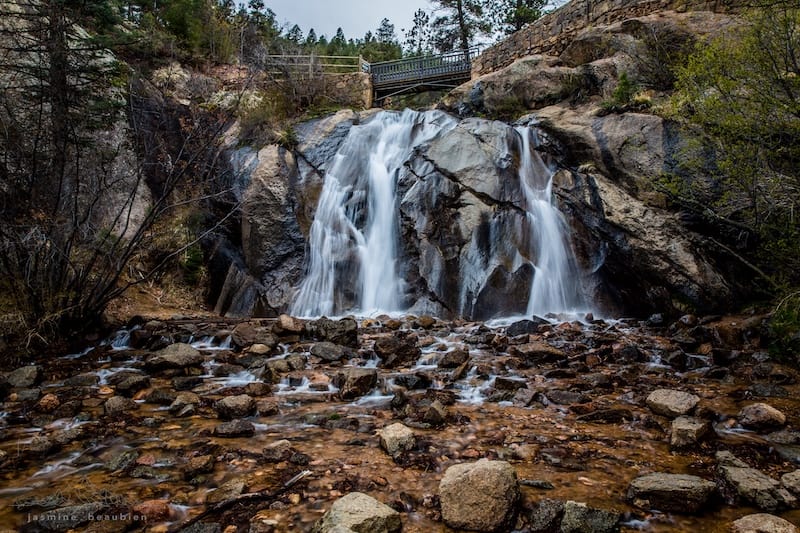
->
[404,8,432,56]
[490,0,546,35]
[430,0,490,53]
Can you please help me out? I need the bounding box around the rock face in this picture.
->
[439,459,520,532]
[311,492,401,533]
[627,473,716,513]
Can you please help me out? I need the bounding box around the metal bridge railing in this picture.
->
[369,47,480,88]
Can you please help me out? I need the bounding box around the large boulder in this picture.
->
[305,317,359,347]
[739,403,787,430]
[627,473,716,513]
[439,459,520,532]
[311,492,401,533]
[731,513,799,533]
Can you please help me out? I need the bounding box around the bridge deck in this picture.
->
[370,48,477,100]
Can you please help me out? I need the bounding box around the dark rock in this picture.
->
[305,317,358,347]
[334,368,378,400]
[495,376,528,392]
[375,332,421,368]
[104,396,137,417]
[507,318,548,337]
[64,373,100,387]
[627,473,716,513]
[526,498,564,532]
[575,408,633,423]
[394,373,432,390]
[560,501,620,533]
[547,390,590,405]
[310,342,349,362]
[173,376,204,391]
[214,395,256,419]
[6,365,43,388]
[214,419,256,438]
[438,348,470,368]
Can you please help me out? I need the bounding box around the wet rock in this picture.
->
[64,373,100,387]
[274,314,304,335]
[510,342,565,363]
[36,393,60,413]
[214,394,256,419]
[559,501,620,533]
[748,384,789,398]
[107,449,140,471]
[379,423,416,457]
[506,318,547,337]
[262,439,295,462]
[439,459,520,532]
[16,388,41,402]
[27,435,57,456]
[214,419,256,438]
[645,389,699,418]
[173,376,204,391]
[133,500,171,522]
[52,400,82,419]
[207,479,246,504]
[104,396,137,416]
[180,523,222,533]
[305,317,358,347]
[335,368,378,400]
[421,400,447,426]
[495,376,528,392]
[375,332,421,368]
[184,454,215,479]
[394,373,432,390]
[169,392,201,415]
[738,403,787,430]
[311,492,401,533]
[575,408,633,423]
[627,473,716,513]
[311,342,349,362]
[145,343,203,371]
[110,372,150,396]
[6,365,43,388]
[245,382,271,396]
[731,513,799,533]
[547,390,590,405]
[781,470,800,496]
[614,344,645,363]
[670,416,712,449]
[438,348,470,368]
[232,322,279,350]
[526,498,564,532]
[257,399,279,416]
[718,453,797,511]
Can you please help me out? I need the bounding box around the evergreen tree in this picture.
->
[305,28,318,47]
[490,0,546,35]
[360,19,402,62]
[430,0,490,53]
[404,8,432,56]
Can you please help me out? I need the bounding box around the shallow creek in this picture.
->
[1,316,799,532]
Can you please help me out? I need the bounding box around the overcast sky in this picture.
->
[266,0,431,41]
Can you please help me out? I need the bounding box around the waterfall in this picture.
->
[516,127,588,316]
[291,109,458,317]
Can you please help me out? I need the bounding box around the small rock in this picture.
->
[133,500,171,522]
[263,439,295,462]
[104,396,137,416]
[438,348,469,368]
[36,393,60,413]
[214,394,256,419]
[64,373,99,387]
[718,460,796,511]
[494,376,528,392]
[207,479,246,504]
[145,343,203,371]
[527,498,564,532]
[439,459,520,532]
[274,314,304,334]
[334,368,377,400]
[670,416,712,449]
[173,376,204,390]
[739,403,787,430]
[731,513,799,533]
[627,473,716,513]
[311,342,349,362]
[185,455,215,479]
[560,501,620,533]
[6,365,42,388]
[169,392,200,415]
[646,389,700,417]
[547,390,590,405]
[311,492,400,533]
[378,423,416,457]
[375,331,421,368]
[214,419,255,438]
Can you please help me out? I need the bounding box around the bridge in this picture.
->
[262,48,478,106]
[368,47,478,103]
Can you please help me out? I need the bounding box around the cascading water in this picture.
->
[291,109,458,317]
[516,126,588,316]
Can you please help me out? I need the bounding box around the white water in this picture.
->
[291,109,458,317]
[516,127,588,316]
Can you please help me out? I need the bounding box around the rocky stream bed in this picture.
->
[2,313,800,533]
